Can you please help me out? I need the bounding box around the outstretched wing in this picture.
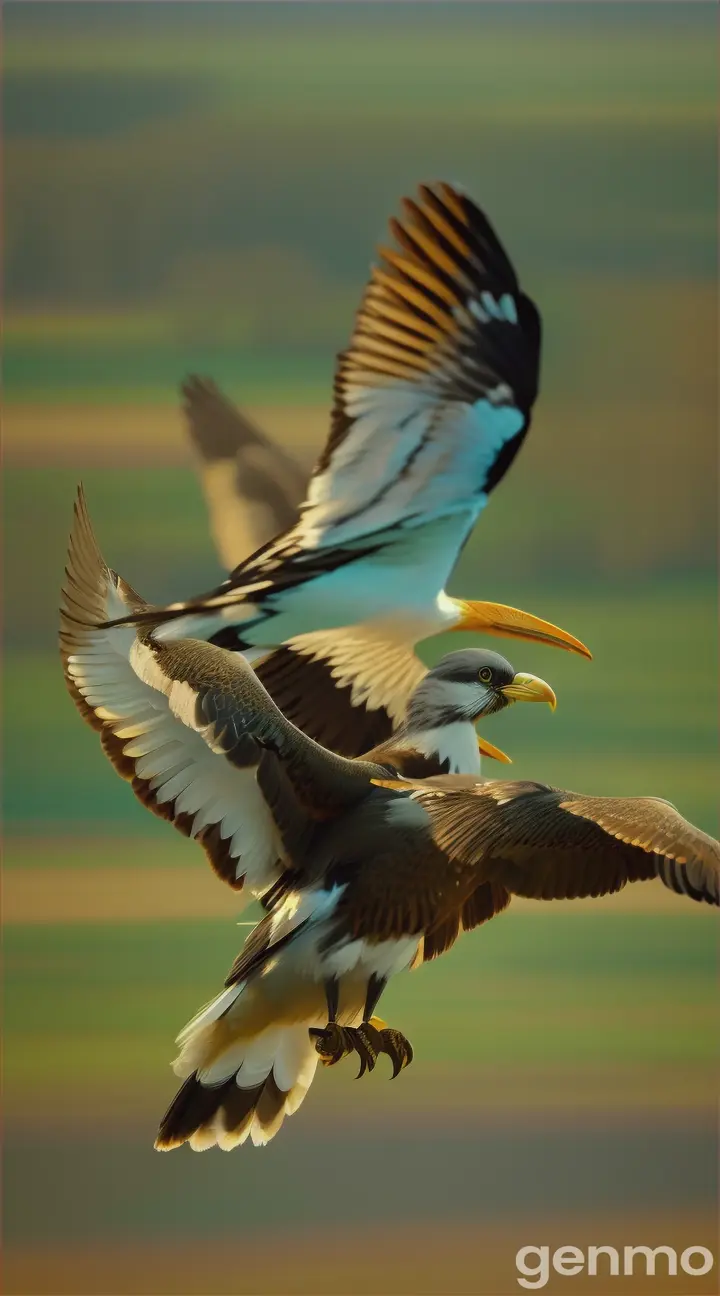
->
[110,180,541,633]
[60,488,381,894]
[182,376,307,569]
[376,776,720,906]
[298,179,541,550]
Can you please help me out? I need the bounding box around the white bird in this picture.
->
[107,181,591,756]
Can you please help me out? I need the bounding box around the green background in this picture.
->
[3,5,718,1295]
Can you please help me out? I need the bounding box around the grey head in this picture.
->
[404,649,557,732]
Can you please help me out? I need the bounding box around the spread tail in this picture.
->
[155,983,319,1151]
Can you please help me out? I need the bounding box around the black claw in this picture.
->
[355,1050,370,1080]
[389,1044,404,1079]
[380,1028,413,1078]
[309,1021,413,1079]
[353,1025,380,1079]
[310,1022,354,1067]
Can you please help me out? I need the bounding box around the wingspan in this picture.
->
[109,181,541,634]
[60,488,376,894]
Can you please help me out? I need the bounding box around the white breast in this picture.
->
[411,722,483,776]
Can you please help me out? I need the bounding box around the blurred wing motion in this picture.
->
[60,487,374,897]
[374,775,720,909]
[182,376,307,569]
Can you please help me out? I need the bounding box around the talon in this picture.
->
[353,1023,383,1079]
[379,1027,414,1078]
[309,1021,413,1079]
[309,1022,354,1067]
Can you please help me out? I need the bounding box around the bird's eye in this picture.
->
[479,667,493,683]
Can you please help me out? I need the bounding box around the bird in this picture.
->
[104,180,591,757]
[60,486,556,895]
[60,498,720,1151]
[139,644,715,1153]
[181,376,307,570]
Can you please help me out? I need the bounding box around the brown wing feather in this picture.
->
[373,777,720,906]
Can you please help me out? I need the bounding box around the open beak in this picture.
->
[453,600,592,660]
[477,735,512,765]
[500,672,557,711]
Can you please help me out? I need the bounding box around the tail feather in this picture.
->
[157,1006,319,1151]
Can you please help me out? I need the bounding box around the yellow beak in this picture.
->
[453,599,591,660]
[500,671,557,711]
[477,735,512,765]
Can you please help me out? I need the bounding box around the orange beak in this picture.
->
[477,735,512,765]
[451,600,592,660]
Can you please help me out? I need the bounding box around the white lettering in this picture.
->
[623,1246,677,1277]
[553,1247,584,1277]
[680,1247,714,1277]
[587,1246,620,1276]
[516,1241,715,1286]
[516,1246,550,1290]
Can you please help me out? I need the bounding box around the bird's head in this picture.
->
[406,648,556,764]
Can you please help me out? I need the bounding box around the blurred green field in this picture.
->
[5,910,717,1121]
[5,5,714,114]
[5,272,716,407]
[6,4,717,366]
[4,7,717,1293]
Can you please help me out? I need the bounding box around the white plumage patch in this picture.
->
[296,397,524,554]
[405,717,484,777]
[180,1013,320,1151]
[268,884,345,945]
[384,796,431,828]
[175,983,245,1049]
[320,935,420,980]
[61,510,285,897]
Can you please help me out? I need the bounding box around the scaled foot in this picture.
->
[309,1018,414,1078]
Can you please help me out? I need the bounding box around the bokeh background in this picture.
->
[3,4,718,1294]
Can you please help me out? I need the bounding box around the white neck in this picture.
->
[403,722,482,776]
